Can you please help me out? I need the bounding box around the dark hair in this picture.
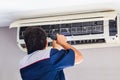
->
[23,27,47,54]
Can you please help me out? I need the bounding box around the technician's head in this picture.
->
[23,27,47,54]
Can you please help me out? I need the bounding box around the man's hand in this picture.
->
[52,40,61,50]
[56,34,67,46]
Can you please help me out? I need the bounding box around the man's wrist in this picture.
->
[59,42,68,46]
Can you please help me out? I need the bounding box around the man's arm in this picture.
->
[54,34,83,64]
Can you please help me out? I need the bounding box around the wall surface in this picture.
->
[0,27,120,80]
[65,47,120,80]
[0,27,26,80]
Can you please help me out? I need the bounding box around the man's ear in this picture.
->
[46,40,48,47]
[24,44,27,48]
[24,44,27,51]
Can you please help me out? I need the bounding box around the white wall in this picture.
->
[0,27,26,80]
[65,47,120,80]
[0,27,120,80]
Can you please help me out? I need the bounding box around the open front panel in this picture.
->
[18,18,118,47]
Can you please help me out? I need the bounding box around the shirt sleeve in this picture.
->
[50,48,75,70]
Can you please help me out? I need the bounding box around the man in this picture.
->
[19,27,83,80]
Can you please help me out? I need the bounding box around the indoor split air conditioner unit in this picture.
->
[10,10,120,52]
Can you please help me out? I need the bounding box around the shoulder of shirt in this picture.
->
[19,48,51,69]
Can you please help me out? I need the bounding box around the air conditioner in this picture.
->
[10,10,120,52]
